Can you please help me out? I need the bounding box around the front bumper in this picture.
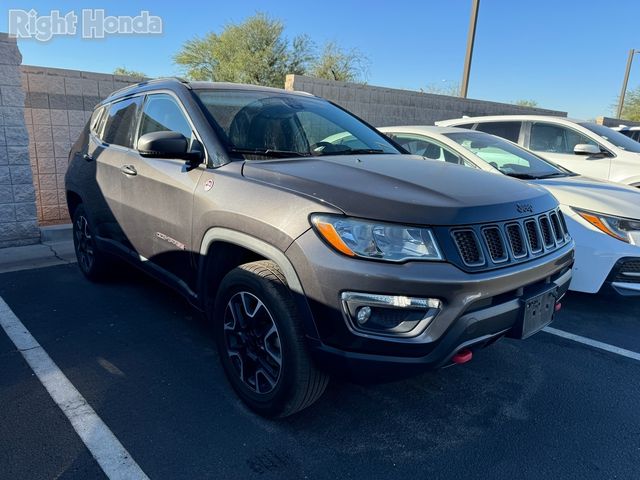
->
[606,258,640,296]
[287,229,574,379]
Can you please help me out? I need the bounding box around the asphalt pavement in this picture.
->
[1,261,639,479]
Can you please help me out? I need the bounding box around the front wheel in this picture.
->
[212,260,329,417]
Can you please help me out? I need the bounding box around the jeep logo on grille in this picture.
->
[516,203,533,214]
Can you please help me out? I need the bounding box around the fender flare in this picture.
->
[199,228,304,294]
[198,228,320,339]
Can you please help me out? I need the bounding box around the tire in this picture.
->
[72,204,112,282]
[211,260,329,417]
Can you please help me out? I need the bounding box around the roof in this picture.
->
[436,114,585,126]
[379,125,470,135]
[102,77,315,105]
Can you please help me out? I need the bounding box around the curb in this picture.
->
[41,224,73,243]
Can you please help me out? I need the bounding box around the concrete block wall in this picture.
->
[0,34,40,247]
[596,116,640,128]
[285,75,567,127]
[21,65,144,225]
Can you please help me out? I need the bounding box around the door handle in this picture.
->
[82,153,94,162]
[120,165,137,176]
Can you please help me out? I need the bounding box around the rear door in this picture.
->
[90,97,143,245]
[525,121,611,179]
[119,92,205,284]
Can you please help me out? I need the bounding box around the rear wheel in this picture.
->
[212,260,329,417]
[72,204,112,281]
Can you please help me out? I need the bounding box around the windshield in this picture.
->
[445,131,573,179]
[195,90,400,158]
[578,122,640,153]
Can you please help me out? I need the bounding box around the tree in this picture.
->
[619,85,640,121]
[514,99,538,107]
[174,13,314,87]
[113,67,146,78]
[309,41,369,83]
[174,13,368,87]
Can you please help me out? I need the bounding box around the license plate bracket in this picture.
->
[512,286,558,339]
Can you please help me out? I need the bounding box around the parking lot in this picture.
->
[1,262,639,479]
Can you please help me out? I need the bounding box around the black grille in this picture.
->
[452,230,484,266]
[549,212,564,241]
[506,224,527,258]
[524,220,542,252]
[559,211,568,235]
[613,259,640,284]
[539,216,554,247]
[450,208,570,272]
[482,227,507,263]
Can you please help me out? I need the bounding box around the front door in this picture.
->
[119,92,205,284]
[526,121,612,180]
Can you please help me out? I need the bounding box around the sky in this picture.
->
[2,0,639,119]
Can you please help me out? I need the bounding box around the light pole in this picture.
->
[617,49,639,119]
[460,0,480,98]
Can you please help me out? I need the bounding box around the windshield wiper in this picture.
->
[323,148,386,156]
[229,147,311,158]
[504,172,540,179]
[535,172,569,179]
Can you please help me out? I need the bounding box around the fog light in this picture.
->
[356,306,372,325]
[341,292,442,338]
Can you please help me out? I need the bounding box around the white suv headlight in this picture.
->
[311,214,443,262]
[573,208,640,244]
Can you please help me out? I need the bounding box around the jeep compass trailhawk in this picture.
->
[66,79,574,417]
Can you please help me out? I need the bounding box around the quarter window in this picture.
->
[89,106,105,135]
[475,122,522,143]
[102,97,143,148]
[139,94,193,142]
[529,122,597,154]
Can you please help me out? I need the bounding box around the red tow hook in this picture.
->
[452,348,473,365]
[555,302,562,312]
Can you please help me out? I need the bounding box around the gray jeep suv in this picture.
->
[65,79,574,417]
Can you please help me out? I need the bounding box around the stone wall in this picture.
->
[21,65,144,225]
[285,75,567,126]
[0,34,39,247]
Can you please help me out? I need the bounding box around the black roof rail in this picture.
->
[108,77,191,99]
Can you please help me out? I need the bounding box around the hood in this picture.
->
[242,154,557,225]
[534,175,640,219]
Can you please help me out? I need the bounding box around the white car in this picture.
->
[378,125,640,295]
[436,115,640,187]
[611,125,640,143]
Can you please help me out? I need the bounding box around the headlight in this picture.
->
[573,208,640,244]
[311,214,443,262]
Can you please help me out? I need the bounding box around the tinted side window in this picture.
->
[530,122,596,154]
[139,94,193,142]
[475,122,521,143]
[454,123,474,129]
[102,97,143,148]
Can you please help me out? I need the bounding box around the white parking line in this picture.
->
[543,326,640,362]
[0,296,149,480]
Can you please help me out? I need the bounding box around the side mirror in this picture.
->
[573,144,600,156]
[138,131,204,164]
